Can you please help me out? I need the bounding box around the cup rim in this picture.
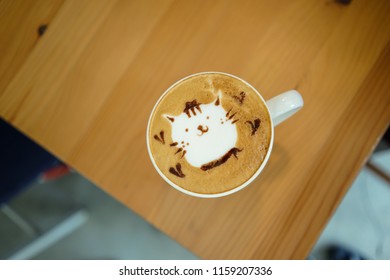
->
[146,71,274,198]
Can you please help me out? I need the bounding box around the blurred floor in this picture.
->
[0,150,389,260]
[0,173,197,260]
[310,148,390,260]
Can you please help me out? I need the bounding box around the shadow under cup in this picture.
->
[147,72,277,198]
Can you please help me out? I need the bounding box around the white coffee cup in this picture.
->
[147,72,303,198]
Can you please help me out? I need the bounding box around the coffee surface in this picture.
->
[148,73,272,194]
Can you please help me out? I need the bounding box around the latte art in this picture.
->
[164,92,239,168]
[148,73,272,195]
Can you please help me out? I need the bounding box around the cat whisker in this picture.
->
[228,112,237,120]
[170,142,178,146]
[175,148,183,154]
[226,109,238,121]
[226,108,232,118]
[232,119,239,124]
[181,150,187,158]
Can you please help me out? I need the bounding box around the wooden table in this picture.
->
[1,0,389,259]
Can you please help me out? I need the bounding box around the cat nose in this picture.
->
[197,125,209,136]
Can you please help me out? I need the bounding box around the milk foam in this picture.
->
[165,97,238,167]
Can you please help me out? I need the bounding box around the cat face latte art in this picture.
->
[165,93,240,169]
[147,73,274,196]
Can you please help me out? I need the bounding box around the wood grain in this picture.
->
[0,0,64,95]
[1,0,389,259]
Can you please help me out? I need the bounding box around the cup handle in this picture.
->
[266,90,304,126]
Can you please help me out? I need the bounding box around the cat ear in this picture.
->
[214,90,223,106]
[164,114,175,123]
